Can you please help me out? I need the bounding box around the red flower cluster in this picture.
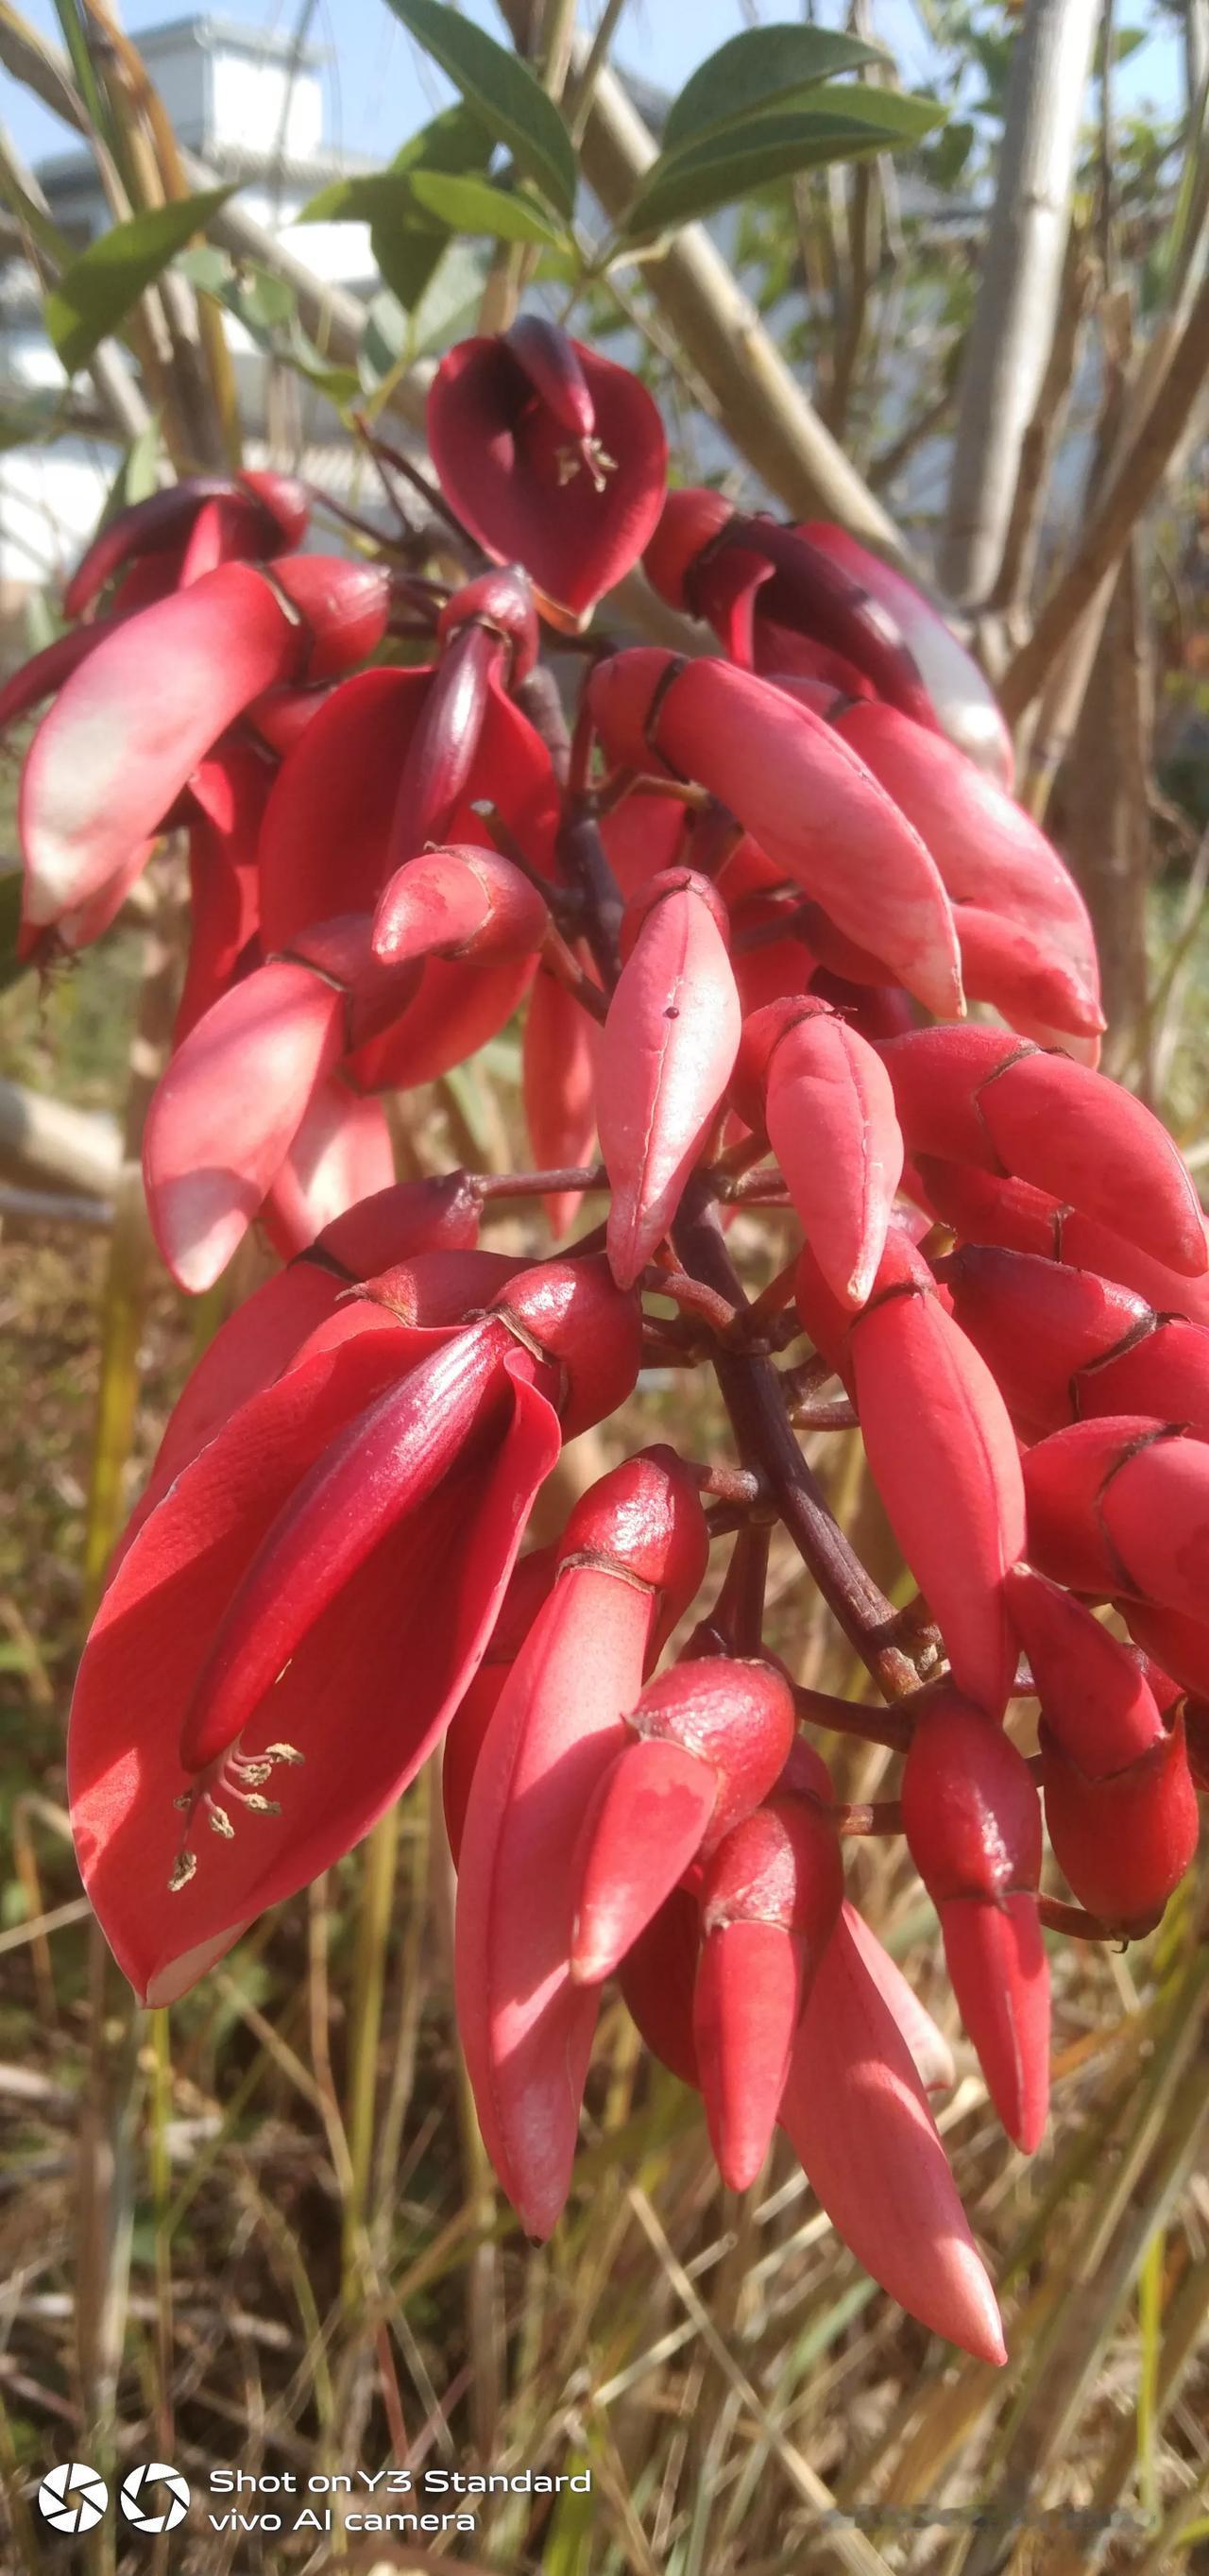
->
[12,316,1204,2365]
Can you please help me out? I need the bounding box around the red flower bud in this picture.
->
[901,1687,1048,2150]
[1122,1600,1209,1700]
[19,553,389,940]
[436,564,539,683]
[600,868,741,1285]
[618,1885,703,2089]
[143,918,427,1291]
[642,486,733,612]
[847,1234,1027,1714]
[1008,1562,1199,1929]
[256,661,558,1085]
[742,998,904,1307]
[795,521,1015,785]
[587,651,963,1019]
[882,1026,1207,1283]
[1024,1415,1209,1616]
[371,844,549,967]
[570,1657,795,1985]
[830,701,1099,1041]
[943,1245,1155,1439]
[920,1158,1209,1329]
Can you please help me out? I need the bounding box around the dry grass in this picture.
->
[2,951,1208,2576]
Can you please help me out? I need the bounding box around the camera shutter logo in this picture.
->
[37,2463,110,2535]
[119,2464,192,2533]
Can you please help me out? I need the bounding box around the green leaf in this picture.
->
[44,185,239,374]
[663,23,889,153]
[175,243,232,295]
[303,166,564,247]
[99,416,162,522]
[299,171,415,224]
[383,0,577,218]
[622,93,945,239]
[358,288,409,393]
[408,170,567,244]
[378,102,495,309]
[407,237,485,356]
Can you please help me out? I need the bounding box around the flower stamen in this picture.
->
[555,438,617,494]
[167,1740,303,1891]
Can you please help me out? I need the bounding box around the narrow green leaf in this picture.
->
[45,186,239,375]
[622,94,945,239]
[384,0,577,218]
[663,23,889,153]
[408,170,567,244]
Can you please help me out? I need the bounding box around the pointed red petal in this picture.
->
[600,874,741,1285]
[979,1051,1206,1283]
[143,960,345,1291]
[261,1079,395,1261]
[841,1903,955,2095]
[21,563,299,927]
[761,1005,904,1307]
[1006,1563,1166,1773]
[779,1914,1006,2363]
[455,1564,656,2234]
[588,653,963,1019]
[70,1320,485,1995]
[179,1322,522,1772]
[695,1919,806,2187]
[570,1737,718,1984]
[940,1894,1049,2151]
[522,959,601,1237]
[851,1252,1026,1714]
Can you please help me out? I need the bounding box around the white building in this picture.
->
[0,12,380,631]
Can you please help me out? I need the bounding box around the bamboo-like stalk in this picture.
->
[939,0,1100,606]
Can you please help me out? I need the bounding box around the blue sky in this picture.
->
[1,0,1183,170]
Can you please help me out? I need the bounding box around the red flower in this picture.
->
[69,1256,640,2005]
[429,317,667,630]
